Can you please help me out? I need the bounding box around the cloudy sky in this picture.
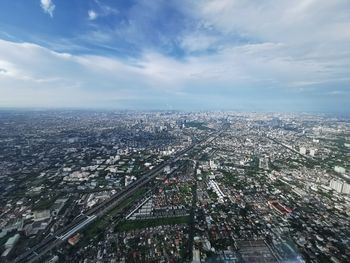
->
[0,0,349,112]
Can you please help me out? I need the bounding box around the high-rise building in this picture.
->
[342,183,350,194]
[310,149,316,156]
[334,166,346,174]
[330,179,343,193]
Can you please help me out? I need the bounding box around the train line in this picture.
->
[14,129,223,263]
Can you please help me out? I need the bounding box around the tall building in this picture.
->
[341,183,350,194]
[299,147,307,155]
[329,179,350,194]
[310,149,316,157]
[334,166,346,174]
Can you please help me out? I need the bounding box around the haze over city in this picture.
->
[0,0,349,112]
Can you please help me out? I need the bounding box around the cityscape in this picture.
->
[0,110,349,262]
[1,1,350,262]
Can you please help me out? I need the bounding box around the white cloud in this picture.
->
[180,33,219,52]
[186,0,350,53]
[1,34,348,108]
[176,1,350,86]
[40,0,55,17]
[74,0,350,95]
[87,1,118,21]
[1,0,350,109]
[96,1,118,16]
[88,10,98,21]
[0,39,164,108]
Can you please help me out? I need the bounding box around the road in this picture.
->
[13,130,221,263]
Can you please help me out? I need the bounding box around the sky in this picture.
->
[0,0,349,112]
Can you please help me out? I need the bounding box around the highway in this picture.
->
[13,130,221,263]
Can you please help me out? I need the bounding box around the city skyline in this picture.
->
[0,0,350,112]
[1,110,349,262]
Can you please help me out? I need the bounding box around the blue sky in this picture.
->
[0,0,349,112]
